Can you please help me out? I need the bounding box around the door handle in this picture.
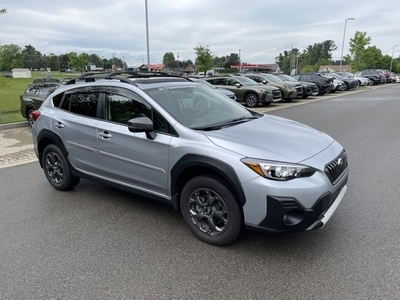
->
[98,131,112,139]
[54,122,64,129]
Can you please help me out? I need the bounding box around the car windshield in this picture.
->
[190,78,217,89]
[145,84,258,130]
[236,76,260,86]
[328,73,342,79]
[278,74,298,82]
[261,74,282,82]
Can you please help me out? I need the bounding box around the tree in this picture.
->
[194,44,213,75]
[68,52,89,72]
[348,31,372,71]
[0,44,23,70]
[162,52,175,66]
[181,59,193,68]
[22,45,42,70]
[49,55,60,71]
[0,6,6,14]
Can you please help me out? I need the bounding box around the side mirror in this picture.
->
[128,116,156,140]
[234,83,241,88]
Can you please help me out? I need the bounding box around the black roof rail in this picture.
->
[64,71,186,86]
[33,78,61,83]
[106,71,172,78]
[64,72,136,85]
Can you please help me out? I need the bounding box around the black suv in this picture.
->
[20,78,62,126]
[292,73,334,95]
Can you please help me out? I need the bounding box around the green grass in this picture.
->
[0,71,79,124]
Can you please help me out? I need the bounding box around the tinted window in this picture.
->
[105,93,151,125]
[52,93,64,107]
[64,92,99,118]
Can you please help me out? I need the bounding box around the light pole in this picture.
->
[390,45,399,72]
[339,17,355,72]
[145,0,150,71]
[238,49,241,73]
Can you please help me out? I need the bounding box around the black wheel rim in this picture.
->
[188,188,228,236]
[44,152,64,184]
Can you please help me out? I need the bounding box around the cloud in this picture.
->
[1,0,400,66]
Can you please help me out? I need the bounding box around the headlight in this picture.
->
[241,158,316,181]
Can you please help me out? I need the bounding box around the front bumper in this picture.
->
[242,143,348,233]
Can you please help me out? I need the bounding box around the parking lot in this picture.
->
[1,83,399,299]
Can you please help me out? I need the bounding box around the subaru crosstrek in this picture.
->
[31,72,349,246]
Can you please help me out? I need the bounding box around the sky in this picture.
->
[1,0,400,67]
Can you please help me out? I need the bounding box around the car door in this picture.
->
[53,88,101,175]
[224,78,245,101]
[96,87,172,198]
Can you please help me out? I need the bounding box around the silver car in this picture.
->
[31,73,348,246]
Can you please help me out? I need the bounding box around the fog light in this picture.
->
[283,210,304,226]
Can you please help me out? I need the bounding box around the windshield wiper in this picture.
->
[201,116,257,131]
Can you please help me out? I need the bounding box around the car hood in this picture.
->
[216,88,235,96]
[203,114,334,163]
[271,81,301,88]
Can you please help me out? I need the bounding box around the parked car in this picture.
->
[320,73,346,92]
[204,75,282,107]
[20,79,63,126]
[336,72,371,86]
[377,70,391,83]
[31,72,349,246]
[2,71,13,78]
[320,72,358,90]
[187,77,237,101]
[292,73,334,95]
[274,74,319,98]
[242,73,303,101]
[354,70,382,85]
[388,72,397,83]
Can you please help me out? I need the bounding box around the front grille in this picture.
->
[272,90,282,99]
[325,150,348,184]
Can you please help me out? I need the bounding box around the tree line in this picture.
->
[0,44,127,72]
[276,31,399,74]
[0,31,399,74]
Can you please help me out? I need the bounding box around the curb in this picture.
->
[0,121,29,131]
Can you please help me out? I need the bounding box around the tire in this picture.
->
[301,94,309,99]
[244,93,259,107]
[316,85,322,96]
[180,175,243,246]
[42,144,80,191]
[27,108,34,127]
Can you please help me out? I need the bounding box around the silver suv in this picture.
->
[31,72,349,246]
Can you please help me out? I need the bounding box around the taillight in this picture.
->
[31,110,41,122]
